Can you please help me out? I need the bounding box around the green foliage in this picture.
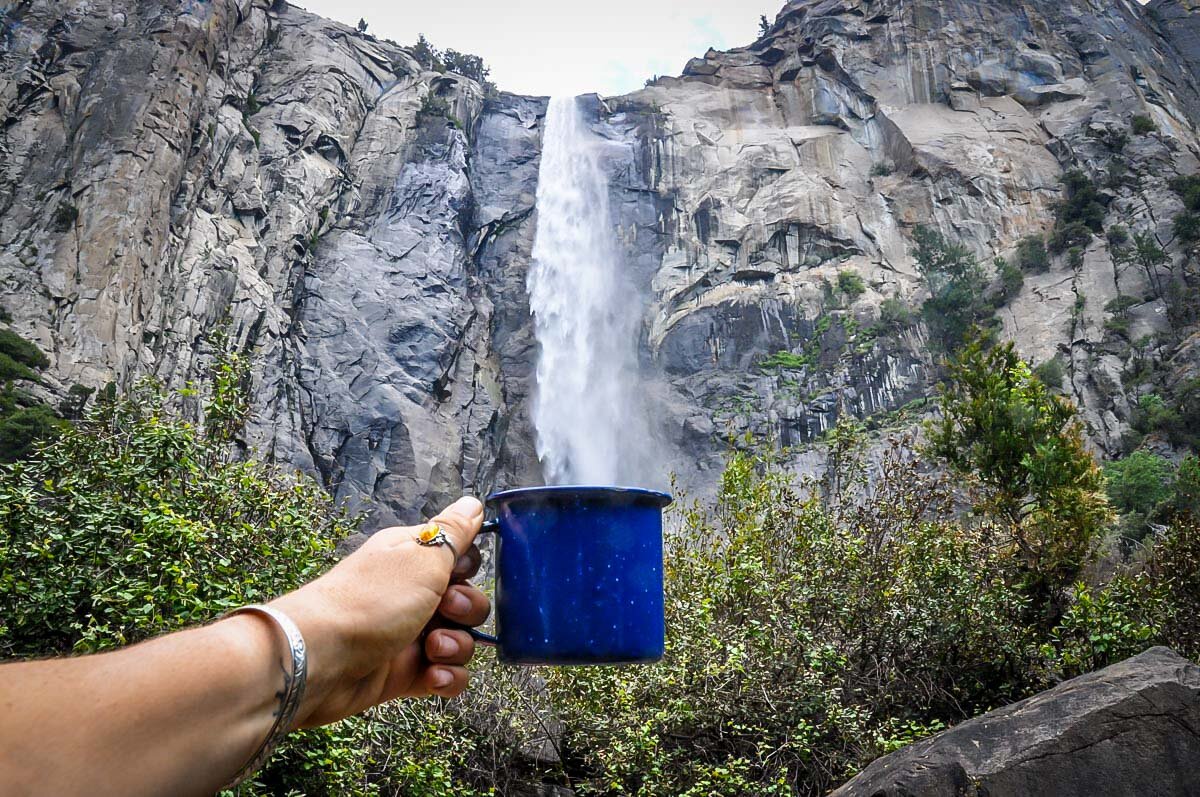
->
[1049,170,1106,253]
[870,162,894,177]
[1106,224,1130,247]
[760,350,811,371]
[0,328,49,371]
[875,296,916,334]
[1016,235,1050,273]
[1033,356,1065,390]
[442,49,490,85]
[356,17,368,33]
[0,328,62,461]
[541,440,1040,796]
[1171,174,1200,212]
[52,201,78,232]
[1133,393,1180,436]
[928,336,1112,613]
[0,388,64,463]
[0,378,348,657]
[1175,211,1200,245]
[1131,115,1157,135]
[1104,451,1174,516]
[994,256,1024,305]
[759,14,771,37]
[1104,295,1139,315]
[418,89,452,122]
[912,226,989,351]
[411,34,444,71]
[409,34,496,94]
[836,269,866,300]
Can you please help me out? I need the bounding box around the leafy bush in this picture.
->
[0,376,348,656]
[994,256,1024,305]
[541,439,1040,796]
[759,350,811,370]
[928,337,1112,617]
[1033,356,1065,390]
[1104,295,1139,315]
[53,201,78,232]
[870,162,894,177]
[1104,451,1174,516]
[837,269,866,300]
[418,89,452,122]
[1016,235,1050,273]
[1049,171,1106,253]
[876,296,916,334]
[1131,115,1157,135]
[912,226,990,351]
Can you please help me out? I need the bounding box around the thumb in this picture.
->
[425,496,484,563]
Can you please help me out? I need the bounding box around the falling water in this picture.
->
[527,96,656,486]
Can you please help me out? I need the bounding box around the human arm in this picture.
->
[0,496,491,796]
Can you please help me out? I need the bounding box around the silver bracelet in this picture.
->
[221,604,308,790]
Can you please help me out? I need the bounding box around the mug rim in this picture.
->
[486,484,673,508]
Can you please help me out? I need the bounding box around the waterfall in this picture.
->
[527,96,656,487]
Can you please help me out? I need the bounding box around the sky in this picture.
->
[296,0,784,98]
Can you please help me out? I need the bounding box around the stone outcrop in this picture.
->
[831,646,1200,796]
[2,0,1200,517]
[0,0,545,524]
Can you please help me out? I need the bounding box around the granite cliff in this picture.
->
[2,0,1200,523]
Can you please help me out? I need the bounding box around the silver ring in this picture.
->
[416,522,458,560]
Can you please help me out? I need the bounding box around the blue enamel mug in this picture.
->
[465,485,673,665]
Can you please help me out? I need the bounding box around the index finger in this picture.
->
[428,496,484,558]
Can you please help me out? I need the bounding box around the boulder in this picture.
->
[831,647,1200,797]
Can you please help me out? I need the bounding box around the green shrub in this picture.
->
[912,226,989,351]
[1016,235,1050,273]
[1104,295,1139,315]
[542,440,1039,796]
[53,201,78,232]
[1174,211,1200,245]
[418,89,452,121]
[0,379,348,657]
[760,350,811,370]
[1133,393,1181,437]
[870,162,894,177]
[1170,174,1200,212]
[928,336,1112,616]
[1033,356,1065,390]
[1106,225,1130,247]
[876,296,916,333]
[994,257,1024,304]
[1104,451,1175,517]
[837,269,866,300]
[1049,170,1106,253]
[1131,115,1157,135]
[0,329,49,370]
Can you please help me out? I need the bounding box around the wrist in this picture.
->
[268,585,354,724]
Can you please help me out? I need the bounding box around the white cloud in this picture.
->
[294,0,781,97]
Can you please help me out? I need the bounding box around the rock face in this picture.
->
[831,646,1200,796]
[2,0,1200,518]
[0,0,545,524]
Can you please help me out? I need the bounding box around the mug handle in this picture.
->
[453,518,499,647]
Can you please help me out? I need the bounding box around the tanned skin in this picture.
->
[0,496,490,797]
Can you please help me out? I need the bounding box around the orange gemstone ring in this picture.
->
[416,522,458,559]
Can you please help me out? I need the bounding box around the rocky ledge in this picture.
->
[832,646,1200,797]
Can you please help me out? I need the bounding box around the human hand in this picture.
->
[266,496,490,728]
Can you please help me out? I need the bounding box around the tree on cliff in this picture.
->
[928,337,1112,620]
[912,225,989,351]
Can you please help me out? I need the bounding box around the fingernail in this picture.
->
[431,668,453,688]
[449,496,483,516]
[443,588,471,616]
[436,635,460,657]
